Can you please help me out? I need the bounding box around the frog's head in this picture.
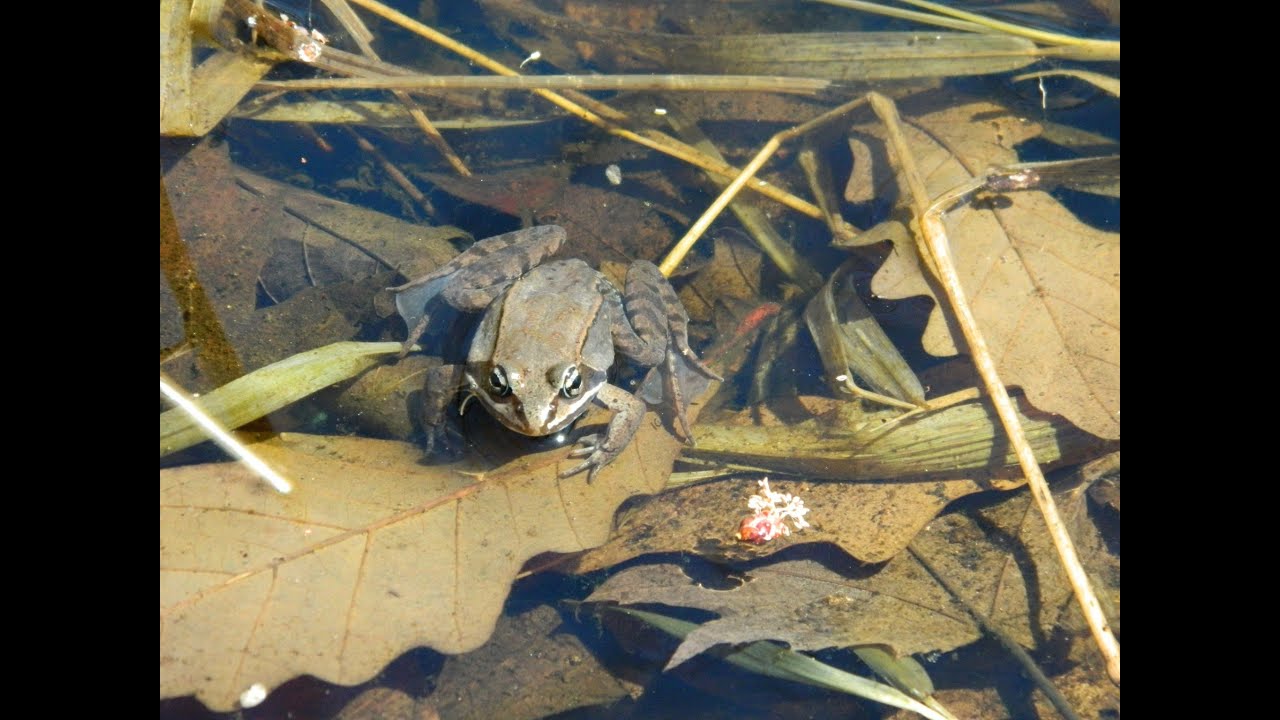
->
[466,360,608,437]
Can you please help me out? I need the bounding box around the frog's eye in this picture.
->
[560,365,583,398]
[488,366,512,397]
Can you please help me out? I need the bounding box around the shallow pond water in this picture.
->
[161,1,1119,717]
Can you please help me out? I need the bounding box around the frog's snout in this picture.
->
[516,395,557,435]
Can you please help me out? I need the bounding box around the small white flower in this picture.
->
[737,477,811,543]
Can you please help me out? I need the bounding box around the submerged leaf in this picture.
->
[161,143,465,388]
[418,169,683,269]
[480,0,1039,80]
[234,171,468,294]
[866,98,1120,439]
[430,605,635,720]
[687,393,1107,481]
[589,558,976,669]
[594,605,951,720]
[678,235,764,323]
[805,258,925,404]
[587,483,1112,671]
[571,474,983,568]
[160,405,688,710]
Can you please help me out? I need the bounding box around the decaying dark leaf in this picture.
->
[589,556,974,670]
[430,605,637,720]
[586,484,1114,670]
[678,235,764,323]
[570,475,985,569]
[237,171,468,304]
[418,166,571,227]
[418,168,687,270]
[161,142,466,388]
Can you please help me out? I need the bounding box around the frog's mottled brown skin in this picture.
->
[391,225,720,481]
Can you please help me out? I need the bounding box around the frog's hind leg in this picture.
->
[440,225,567,310]
[390,225,567,355]
[392,225,566,296]
[607,261,669,367]
[615,261,723,380]
[661,348,694,441]
[612,261,723,442]
[656,287,722,384]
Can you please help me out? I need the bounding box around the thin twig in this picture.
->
[341,0,827,221]
[797,145,854,248]
[294,121,334,152]
[256,74,835,95]
[398,97,472,176]
[665,110,829,290]
[300,225,317,287]
[310,45,419,77]
[660,95,870,276]
[836,374,919,411]
[323,0,471,176]
[866,92,1119,686]
[342,126,436,216]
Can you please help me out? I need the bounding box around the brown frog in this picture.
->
[392,225,720,481]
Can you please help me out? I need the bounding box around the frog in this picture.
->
[390,225,721,482]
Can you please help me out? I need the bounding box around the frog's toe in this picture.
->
[670,409,691,443]
[559,458,594,479]
[566,433,602,458]
[559,453,606,481]
[560,434,619,482]
[682,348,724,382]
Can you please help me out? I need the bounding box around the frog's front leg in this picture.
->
[390,225,566,356]
[605,261,722,440]
[421,363,468,454]
[560,383,647,483]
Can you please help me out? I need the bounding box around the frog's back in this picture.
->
[475,259,615,372]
